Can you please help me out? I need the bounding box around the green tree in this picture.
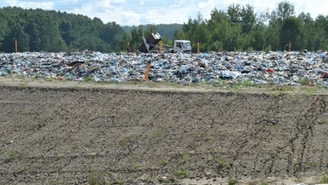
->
[227,3,241,25]
[2,22,29,52]
[59,20,74,46]
[224,24,242,51]
[240,4,256,34]
[99,22,128,51]
[280,16,305,50]
[73,35,111,52]
[0,14,10,49]
[265,20,281,51]
[277,1,295,20]
[173,29,183,41]
[25,13,66,52]
[299,12,317,51]
[251,23,266,51]
[130,26,143,49]
[314,15,328,50]
[207,9,230,51]
[143,24,157,37]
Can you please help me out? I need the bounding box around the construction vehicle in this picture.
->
[171,40,191,53]
[137,33,191,53]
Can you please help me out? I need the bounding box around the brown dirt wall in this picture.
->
[1,85,328,184]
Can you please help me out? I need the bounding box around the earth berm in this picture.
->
[1,80,328,185]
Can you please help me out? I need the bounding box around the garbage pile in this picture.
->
[1,50,328,86]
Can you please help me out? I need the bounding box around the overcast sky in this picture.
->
[1,0,328,26]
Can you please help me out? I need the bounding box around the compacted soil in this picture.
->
[1,80,328,185]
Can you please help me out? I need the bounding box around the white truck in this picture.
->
[171,40,191,53]
[137,33,191,53]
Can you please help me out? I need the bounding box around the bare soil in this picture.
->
[1,78,328,185]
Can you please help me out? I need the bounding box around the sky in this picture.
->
[1,0,328,26]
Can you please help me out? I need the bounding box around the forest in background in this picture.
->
[0,1,328,53]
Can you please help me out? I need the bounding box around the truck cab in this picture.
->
[173,40,191,53]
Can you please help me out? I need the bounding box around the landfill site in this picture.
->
[3,35,328,184]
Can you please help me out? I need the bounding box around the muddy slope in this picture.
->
[1,86,328,184]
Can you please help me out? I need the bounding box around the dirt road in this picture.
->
[1,80,328,184]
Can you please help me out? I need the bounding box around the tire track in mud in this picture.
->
[224,95,271,177]
[252,96,284,176]
[292,95,327,174]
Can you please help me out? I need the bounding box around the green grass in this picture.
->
[168,120,174,127]
[174,170,189,178]
[260,181,269,185]
[205,155,213,163]
[243,80,254,87]
[71,144,79,152]
[203,136,214,141]
[276,85,296,92]
[89,170,105,185]
[318,119,328,124]
[152,125,168,138]
[84,76,93,82]
[57,154,63,161]
[268,150,276,157]
[44,78,53,82]
[49,180,57,184]
[307,161,318,167]
[9,151,17,160]
[2,76,328,101]
[118,135,134,147]
[228,179,238,185]
[294,174,304,183]
[146,82,160,88]
[299,78,310,86]
[182,152,189,163]
[160,160,169,166]
[322,175,328,183]
[217,159,226,168]
[87,153,97,159]
[132,163,143,169]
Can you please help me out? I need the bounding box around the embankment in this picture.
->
[1,85,328,184]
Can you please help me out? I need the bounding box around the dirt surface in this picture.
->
[1,78,328,185]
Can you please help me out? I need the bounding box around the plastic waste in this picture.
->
[0,50,327,86]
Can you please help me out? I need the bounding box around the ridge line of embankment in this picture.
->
[0,77,327,95]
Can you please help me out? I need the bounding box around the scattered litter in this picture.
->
[1,51,328,86]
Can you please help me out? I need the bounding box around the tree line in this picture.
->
[0,1,328,53]
[178,1,328,52]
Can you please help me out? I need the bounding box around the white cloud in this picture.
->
[170,0,184,8]
[196,0,221,20]
[294,0,328,19]
[71,1,141,25]
[96,0,126,9]
[7,1,54,10]
[99,0,110,8]
[2,0,328,25]
[5,0,18,6]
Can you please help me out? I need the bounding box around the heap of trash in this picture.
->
[1,50,328,86]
